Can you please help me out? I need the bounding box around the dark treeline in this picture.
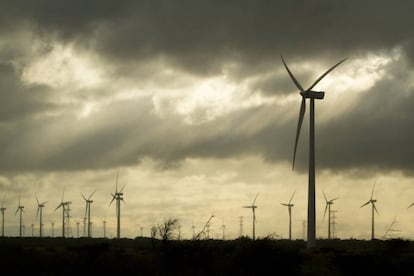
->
[0,237,414,275]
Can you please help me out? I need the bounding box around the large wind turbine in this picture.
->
[35,194,47,237]
[281,191,295,240]
[323,191,339,239]
[82,191,95,238]
[0,200,6,237]
[109,171,125,239]
[15,194,24,237]
[361,183,379,240]
[242,193,259,240]
[282,56,346,248]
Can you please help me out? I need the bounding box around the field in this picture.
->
[1,237,414,275]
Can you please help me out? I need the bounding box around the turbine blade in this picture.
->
[371,182,376,200]
[289,191,296,204]
[331,198,340,202]
[36,207,40,219]
[35,194,39,205]
[323,190,328,203]
[54,203,62,211]
[252,193,259,205]
[361,201,370,208]
[281,203,288,206]
[292,97,306,170]
[306,58,347,91]
[15,208,19,215]
[281,56,304,92]
[81,192,87,201]
[88,190,96,200]
[408,202,414,209]
[119,184,127,194]
[109,194,116,207]
[373,204,379,215]
[323,204,328,221]
[115,170,119,193]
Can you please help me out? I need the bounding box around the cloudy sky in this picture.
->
[1,0,414,240]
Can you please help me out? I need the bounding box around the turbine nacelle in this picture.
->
[301,91,325,99]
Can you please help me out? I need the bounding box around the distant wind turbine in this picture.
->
[0,199,6,237]
[54,188,71,238]
[361,183,379,240]
[15,193,24,237]
[82,191,95,238]
[243,193,259,240]
[109,171,125,239]
[323,191,339,239]
[35,194,47,237]
[282,56,346,248]
[281,191,295,240]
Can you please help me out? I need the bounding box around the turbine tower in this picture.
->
[15,194,24,237]
[242,193,259,240]
[54,188,72,238]
[109,171,125,239]
[282,56,346,248]
[281,191,295,240]
[35,194,47,237]
[361,183,379,240]
[0,200,6,237]
[323,191,339,239]
[82,191,95,238]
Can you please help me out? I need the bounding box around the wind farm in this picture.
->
[3,1,414,274]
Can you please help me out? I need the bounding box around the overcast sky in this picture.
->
[1,0,414,240]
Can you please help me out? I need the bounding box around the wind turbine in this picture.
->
[15,193,24,237]
[109,171,125,239]
[0,200,6,237]
[361,183,379,240]
[243,193,259,240]
[281,191,295,240]
[35,194,47,237]
[81,191,95,238]
[282,56,346,248]
[323,191,339,239]
[54,188,71,238]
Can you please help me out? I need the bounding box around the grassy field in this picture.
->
[1,237,414,275]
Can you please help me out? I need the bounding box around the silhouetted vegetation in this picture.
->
[1,237,414,275]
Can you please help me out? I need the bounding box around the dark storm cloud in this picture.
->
[318,61,414,173]
[1,1,414,76]
[0,63,57,122]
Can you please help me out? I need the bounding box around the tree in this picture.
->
[157,218,179,241]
